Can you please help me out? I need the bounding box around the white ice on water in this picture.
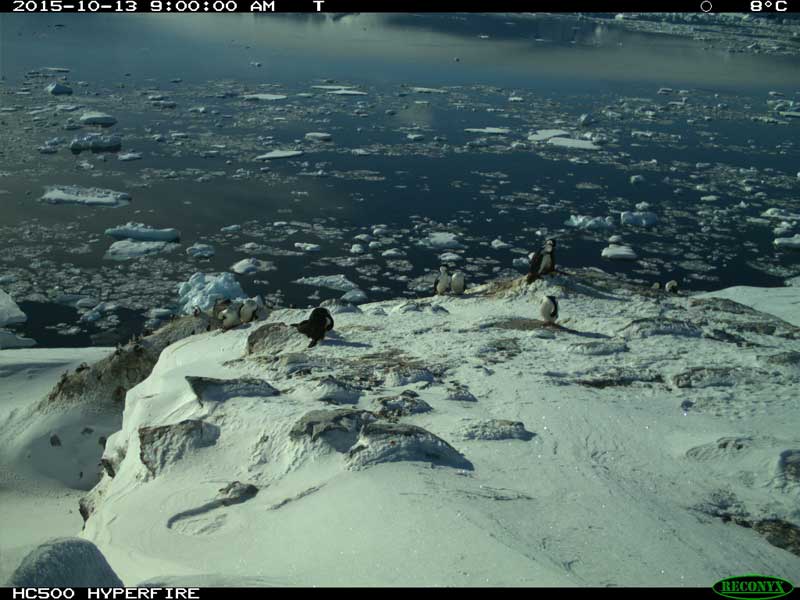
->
[177,272,246,314]
[105,223,180,243]
[41,186,131,207]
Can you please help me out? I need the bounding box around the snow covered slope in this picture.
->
[3,271,799,586]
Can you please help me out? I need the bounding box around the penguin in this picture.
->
[433,266,450,295]
[450,271,465,295]
[238,298,260,324]
[665,280,679,294]
[212,298,232,321]
[292,307,334,348]
[220,301,243,331]
[539,239,556,276]
[540,295,559,324]
[526,239,556,283]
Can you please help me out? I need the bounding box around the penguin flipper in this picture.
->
[307,339,318,348]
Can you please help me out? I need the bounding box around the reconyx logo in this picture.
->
[713,574,795,600]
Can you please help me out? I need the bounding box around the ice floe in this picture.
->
[243,94,288,101]
[620,211,658,227]
[254,150,304,160]
[105,223,180,243]
[104,240,179,261]
[40,186,131,207]
[79,111,117,126]
[186,244,215,259]
[0,289,27,327]
[294,274,360,292]
[45,82,72,95]
[602,244,638,260]
[421,232,465,250]
[566,215,615,229]
[177,272,246,314]
[774,234,800,250]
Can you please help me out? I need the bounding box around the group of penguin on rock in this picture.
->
[203,236,679,348]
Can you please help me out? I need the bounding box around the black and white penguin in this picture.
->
[665,280,679,294]
[220,301,243,331]
[526,239,556,283]
[292,307,335,348]
[238,298,260,324]
[450,271,465,295]
[212,298,232,321]
[540,295,559,324]
[433,266,450,295]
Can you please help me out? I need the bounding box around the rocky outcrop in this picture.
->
[460,420,535,441]
[347,422,472,470]
[138,419,220,477]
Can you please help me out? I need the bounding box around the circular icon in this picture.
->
[764,0,772,5]
[700,0,712,11]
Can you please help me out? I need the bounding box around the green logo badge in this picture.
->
[713,574,795,600]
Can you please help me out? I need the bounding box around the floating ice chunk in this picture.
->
[254,150,304,160]
[465,127,511,135]
[774,234,800,250]
[105,222,180,242]
[104,240,178,261]
[407,134,425,142]
[46,82,72,95]
[305,132,332,141]
[0,289,26,327]
[350,244,366,255]
[700,195,720,202]
[439,252,463,262]
[528,129,570,142]
[243,93,287,101]
[294,274,360,292]
[509,96,524,102]
[341,289,368,304]
[0,330,36,349]
[410,87,447,94]
[565,215,615,229]
[381,248,404,258]
[762,208,800,220]
[578,113,594,127]
[231,258,272,275]
[630,175,646,185]
[186,244,214,258]
[327,88,367,96]
[41,185,131,207]
[294,243,321,252]
[601,244,638,260]
[609,235,623,243]
[177,272,246,314]
[118,151,142,161]
[421,232,465,250]
[491,239,511,249]
[70,134,121,152]
[548,137,600,150]
[657,87,673,95]
[220,224,241,232]
[620,211,658,227]
[79,111,117,126]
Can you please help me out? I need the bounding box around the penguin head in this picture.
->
[545,238,556,248]
[440,266,448,273]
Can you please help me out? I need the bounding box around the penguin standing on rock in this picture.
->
[238,298,260,324]
[540,295,559,324]
[292,307,335,348]
[527,239,557,283]
[433,266,451,296]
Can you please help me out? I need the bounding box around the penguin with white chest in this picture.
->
[450,271,465,295]
[540,295,559,324]
[527,239,557,283]
[433,266,451,296]
[220,301,243,331]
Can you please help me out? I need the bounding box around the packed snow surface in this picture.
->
[2,272,800,586]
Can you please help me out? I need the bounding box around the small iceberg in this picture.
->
[41,185,131,207]
[255,150,304,160]
[177,272,246,314]
[601,244,638,261]
[105,222,180,242]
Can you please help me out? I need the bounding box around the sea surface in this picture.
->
[0,13,798,347]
